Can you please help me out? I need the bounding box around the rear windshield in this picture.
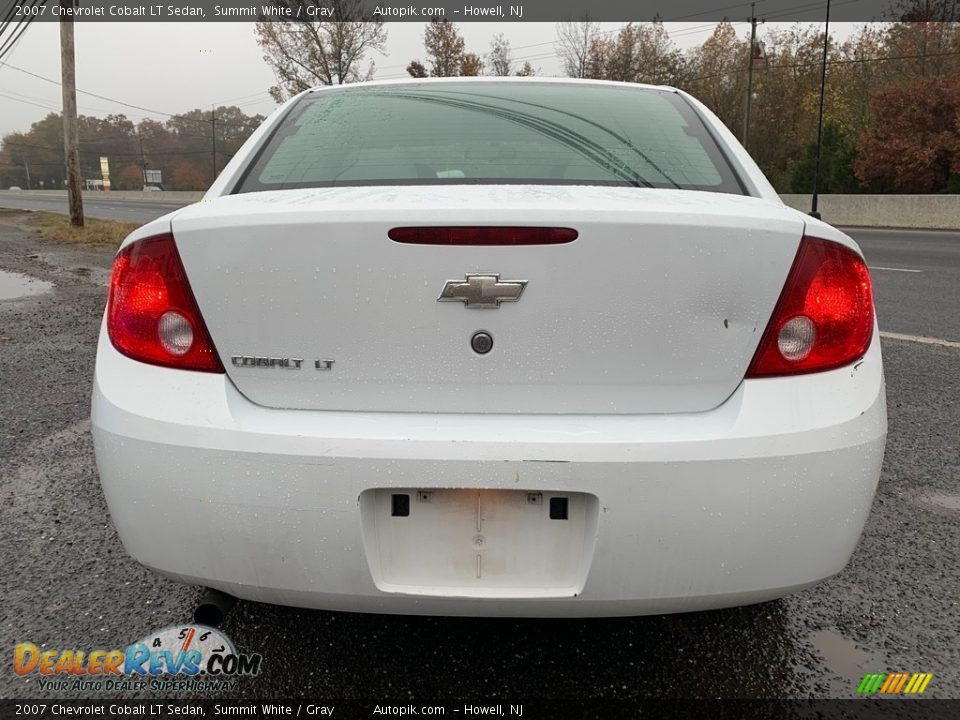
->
[234,82,745,195]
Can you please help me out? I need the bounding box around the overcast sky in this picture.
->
[0,21,860,137]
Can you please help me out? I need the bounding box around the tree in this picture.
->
[407,19,481,78]
[116,164,146,190]
[1,106,263,191]
[165,106,264,185]
[488,33,512,76]
[406,60,428,78]
[581,21,684,85]
[460,53,484,77]
[884,0,960,80]
[171,159,208,190]
[855,73,960,192]
[743,23,836,189]
[583,36,609,79]
[1,114,68,189]
[831,24,890,137]
[684,20,748,133]
[255,0,387,101]
[423,19,466,77]
[556,18,601,78]
[515,61,536,77]
[789,121,859,193]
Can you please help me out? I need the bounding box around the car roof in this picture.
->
[306,76,679,95]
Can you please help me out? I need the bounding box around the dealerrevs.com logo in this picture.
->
[14,625,262,693]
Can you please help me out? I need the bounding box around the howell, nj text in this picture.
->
[460,5,524,17]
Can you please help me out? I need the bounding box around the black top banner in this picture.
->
[2,0,959,23]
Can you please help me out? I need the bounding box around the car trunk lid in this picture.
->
[170,185,804,414]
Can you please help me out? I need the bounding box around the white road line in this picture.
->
[880,331,960,349]
[869,266,923,273]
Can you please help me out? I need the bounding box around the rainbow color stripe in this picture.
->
[857,673,933,695]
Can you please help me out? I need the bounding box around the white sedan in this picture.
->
[92,78,885,617]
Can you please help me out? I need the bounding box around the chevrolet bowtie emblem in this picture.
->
[437,274,528,309]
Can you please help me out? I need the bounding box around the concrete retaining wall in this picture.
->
[780,194,960,230]
[8,189,205,203]
[7,190,959,229]
[88,190,205,202]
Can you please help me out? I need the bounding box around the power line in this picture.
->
[0,61,253,129]
[375,18,747,74]
[1,139,219,157]
[0,89,59,111]
[377,1,861,80]
[682,48,960,84]
[0,88,231,128]
[0,0,23,40]
[0,18,31,62]
[210,89,274,106]
[0,0,40,63]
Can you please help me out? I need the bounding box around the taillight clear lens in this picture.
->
[746,236,874,377]
[158,310,194,356]
[107,234,224,373]
[777,315,816,361]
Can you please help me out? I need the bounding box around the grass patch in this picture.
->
[32,211,138,247]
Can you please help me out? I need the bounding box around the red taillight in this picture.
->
[746,236,874,378]
[388,226,578,245]
[107,234,224,373]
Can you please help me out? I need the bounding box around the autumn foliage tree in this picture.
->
[460,53,484,77]
[583,20,684,85]
[684,21,748,135]
[116,165,146,190]
[171,160,208,190]
[406,19,487,78]
[549,13,959,193]
[0,107,263,191]
[255,0,387,100]
[6,14,960,194]
[741,24,835,188]
[855,73,960,192]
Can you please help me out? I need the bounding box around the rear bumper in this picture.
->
[91,326,886,617]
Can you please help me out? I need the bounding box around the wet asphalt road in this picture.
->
[0,191,187,225]
[0,208,958,701]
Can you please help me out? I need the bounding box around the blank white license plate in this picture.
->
[360,488,598,598]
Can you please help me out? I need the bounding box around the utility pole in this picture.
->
[210,106,217,179]
[24,162,30,190]
[810,0,831,220]
[742,2,757,150]
[59,0,83,227]
[138,128,147,189]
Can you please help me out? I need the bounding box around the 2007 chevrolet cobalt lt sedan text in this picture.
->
[91,78,886,617]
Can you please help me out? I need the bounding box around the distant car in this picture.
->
[8,186,22,191]
[142,186,162,192]
[92,78,886,618]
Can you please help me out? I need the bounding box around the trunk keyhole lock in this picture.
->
[471,331,493,355]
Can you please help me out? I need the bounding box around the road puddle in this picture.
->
[922,493,960,512]
[0,270,52,301]
[810,628,886,680]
